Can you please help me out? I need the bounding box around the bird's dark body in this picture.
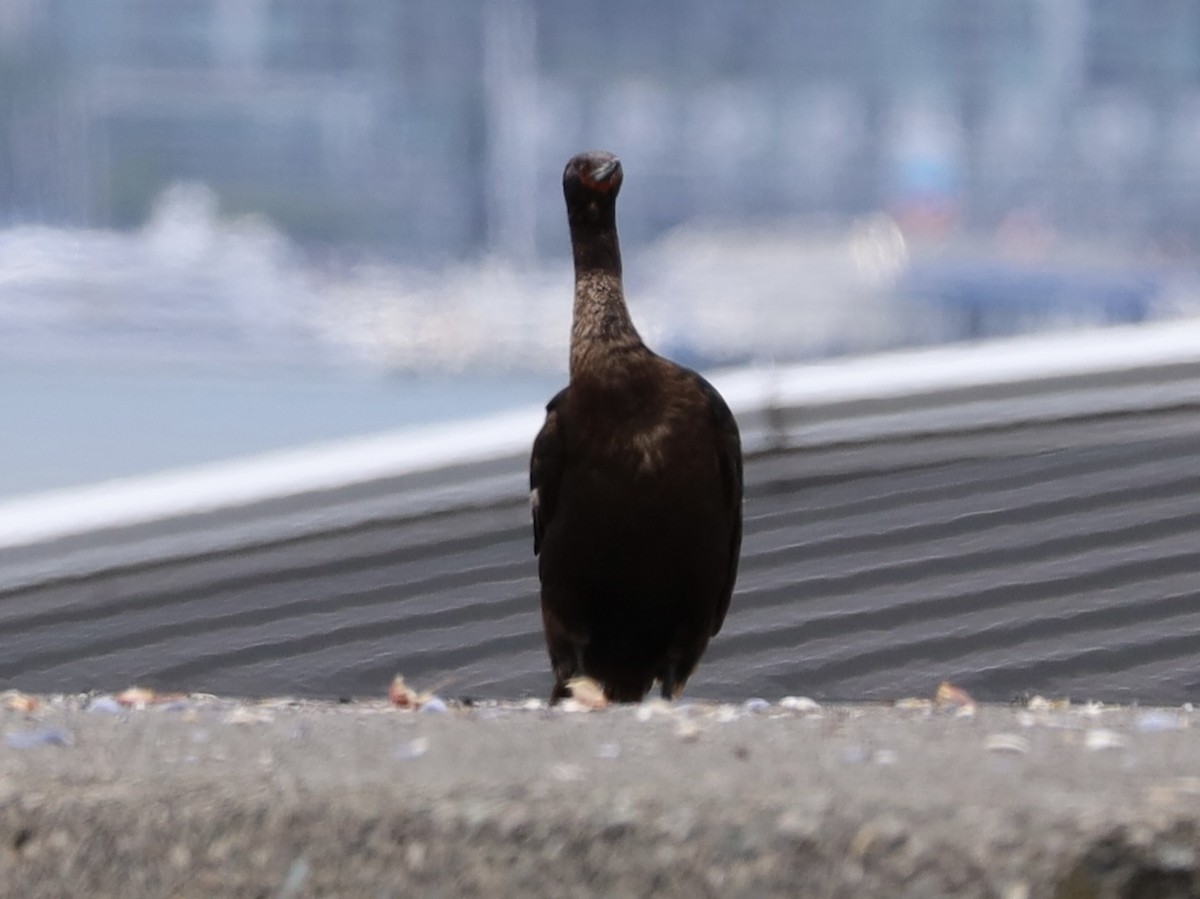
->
[531,150,743,703]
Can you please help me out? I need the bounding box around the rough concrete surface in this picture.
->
[1,693,1199,898]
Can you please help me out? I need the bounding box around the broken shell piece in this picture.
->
[388,676,420,709]
[935,682,977,717]
[116,687,157,709]
[1084,728,1128,751]
[1027,695,1071,711]
[0,691,40,713]
[780,696,821,713]
[255,697,302,710]
[418,697,449,715]
[985,733,1032,754]
[87,696,125,715]
[676,719,700,742]
[564,677,608,710]
[387,675,448,712]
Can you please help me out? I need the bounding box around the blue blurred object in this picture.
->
[5,727,74,750]
[898,260,1162,341]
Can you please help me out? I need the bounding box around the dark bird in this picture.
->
[530,151,744,704]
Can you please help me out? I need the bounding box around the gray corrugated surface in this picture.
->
[3,332,1200,703]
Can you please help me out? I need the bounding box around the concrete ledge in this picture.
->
[1,696,1197,897]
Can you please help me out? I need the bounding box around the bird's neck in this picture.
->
[570,269,643,378]
[569,224,642,379]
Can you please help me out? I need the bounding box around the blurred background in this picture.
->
[4,0,1200,495]
[5,0,1200,704]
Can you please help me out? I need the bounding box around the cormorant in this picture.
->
[530,150,743,703]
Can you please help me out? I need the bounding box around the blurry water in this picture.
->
[0,362,559,499]
[1,183,1195,496]
[0,183,916,374]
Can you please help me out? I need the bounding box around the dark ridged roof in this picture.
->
[3,325,1200,703]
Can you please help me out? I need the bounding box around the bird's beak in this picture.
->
[581,159,622,192]
[591,159,620,183]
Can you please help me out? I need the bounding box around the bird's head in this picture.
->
[563,151,623,222]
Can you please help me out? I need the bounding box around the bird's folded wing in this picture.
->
[530,388,568,556]
[698,374,744,636]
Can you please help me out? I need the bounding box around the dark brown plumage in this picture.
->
[530,150,743,704]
